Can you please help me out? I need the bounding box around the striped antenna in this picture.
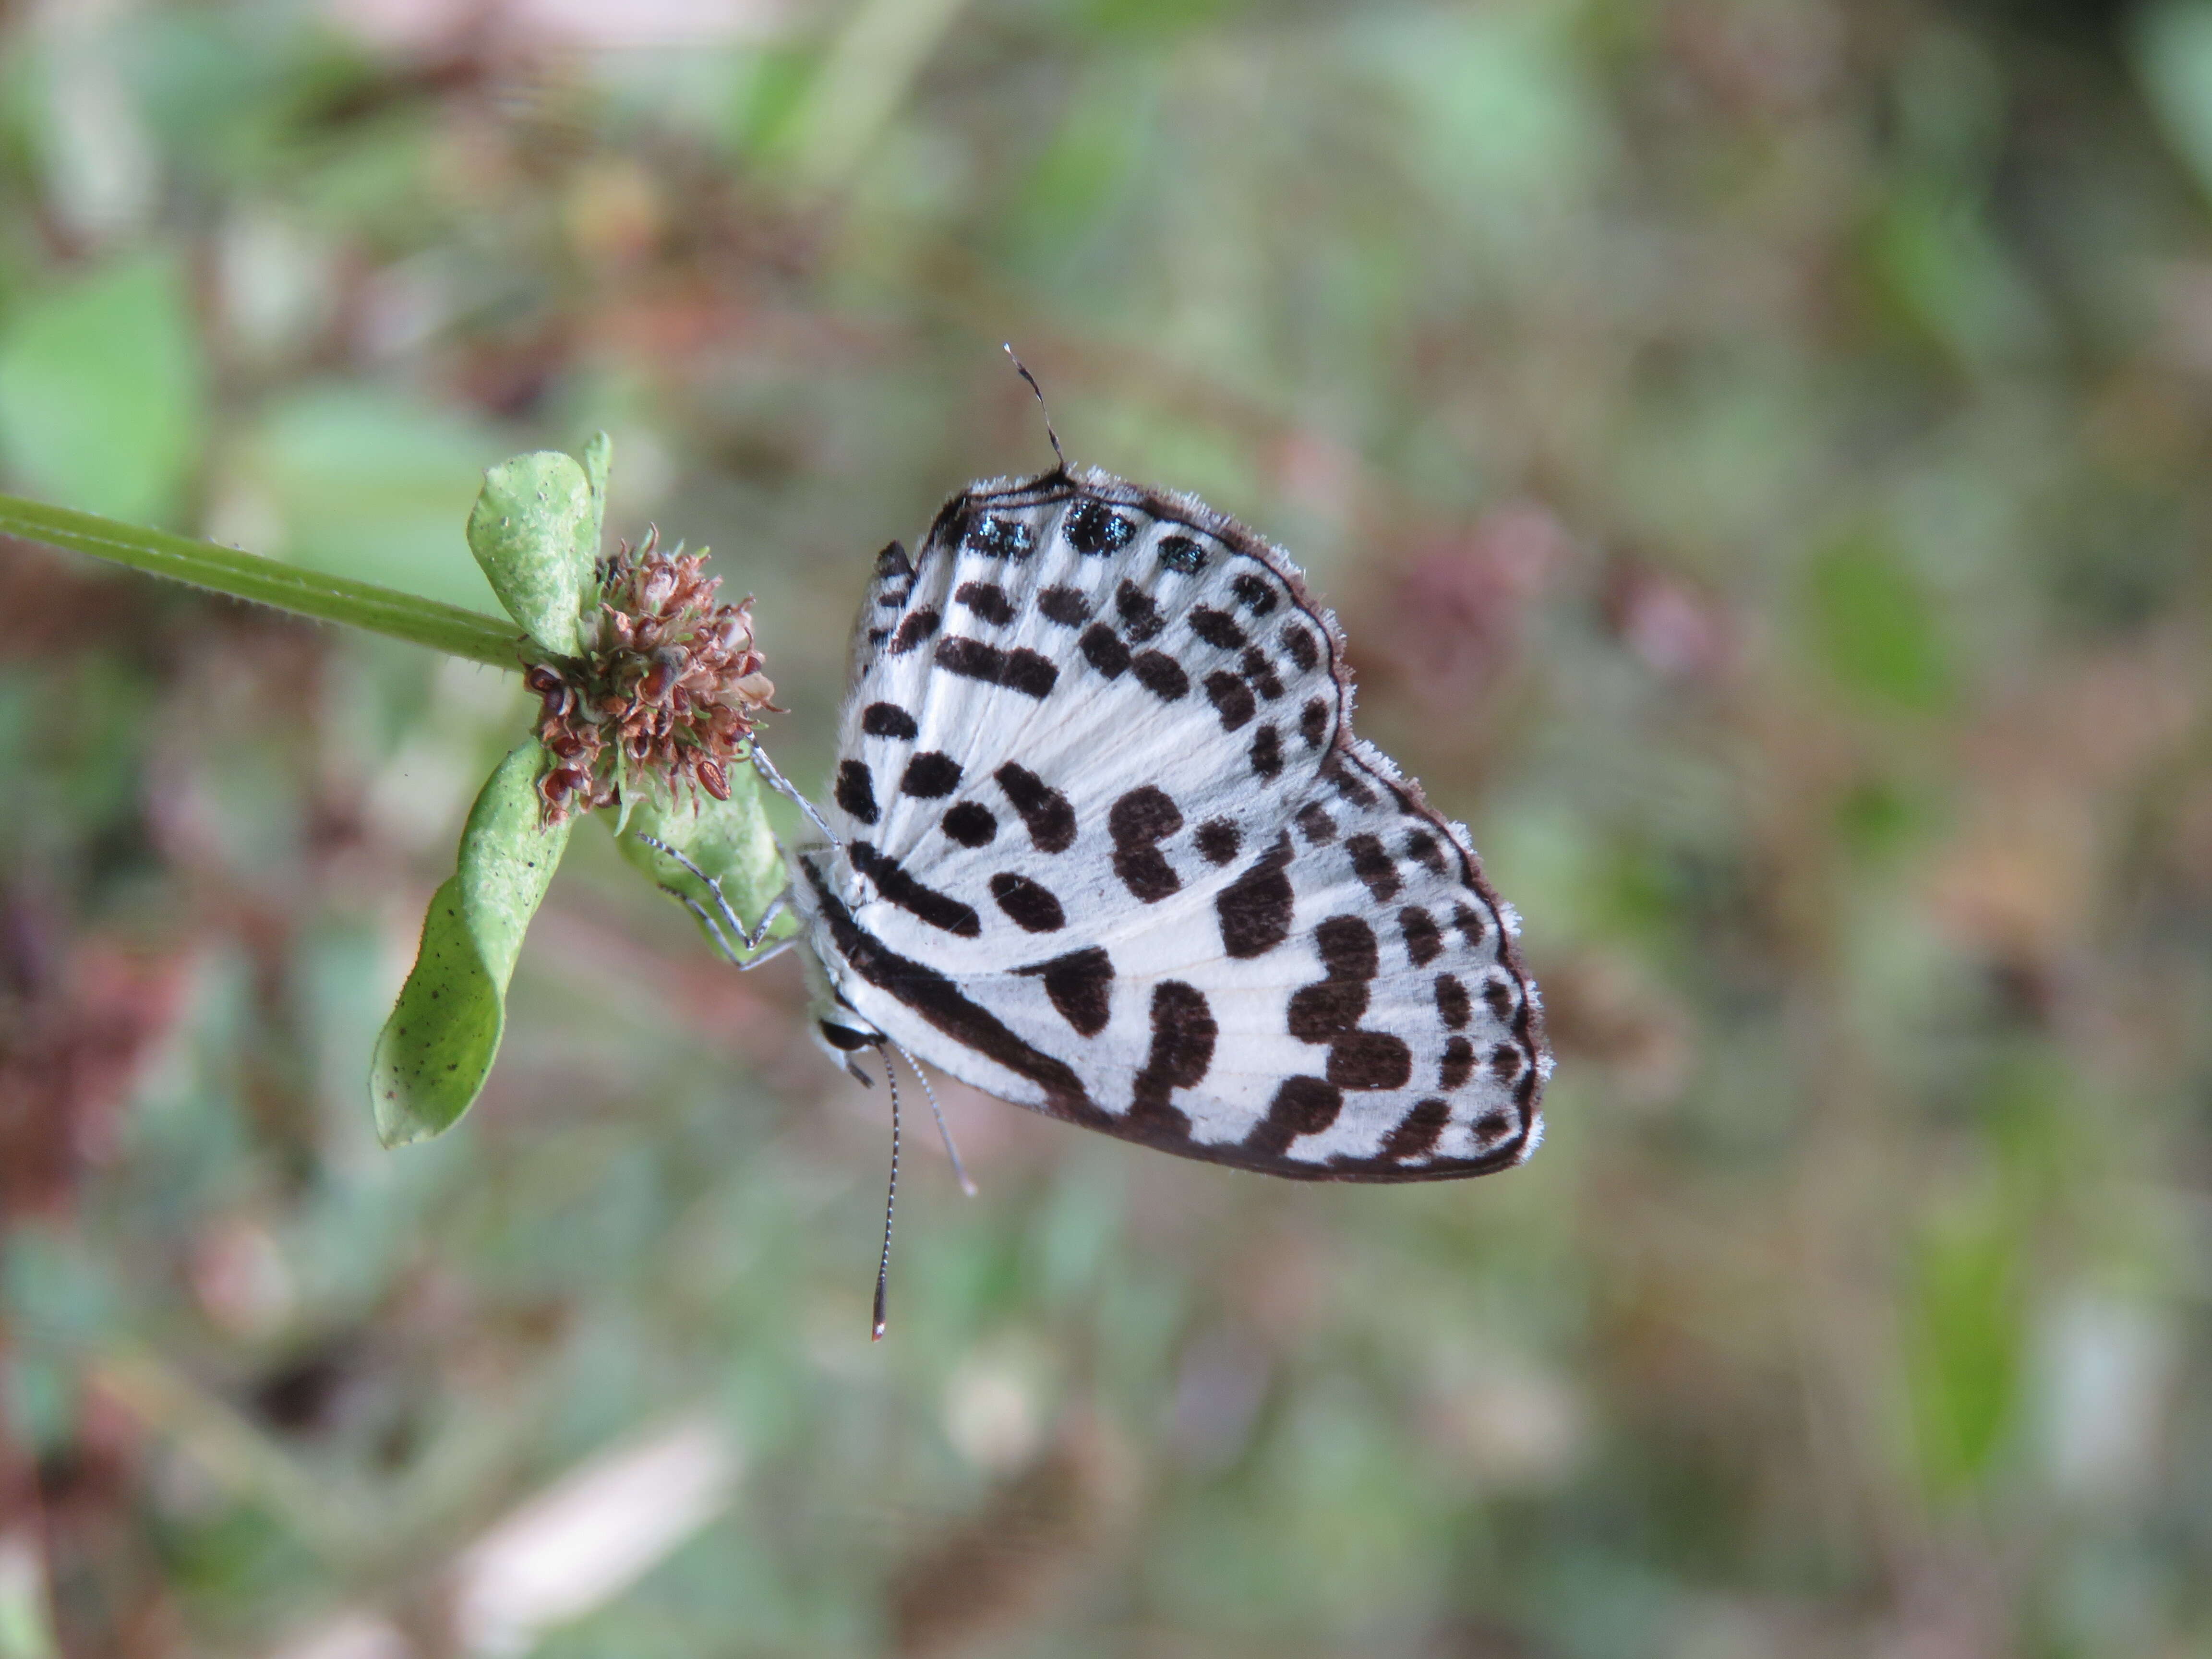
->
[1003,344,1066,471]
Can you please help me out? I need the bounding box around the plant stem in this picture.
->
[0,491,522,670]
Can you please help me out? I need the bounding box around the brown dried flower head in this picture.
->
[525,530,778,824]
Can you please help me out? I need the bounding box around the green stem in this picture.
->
[0,491,522,670]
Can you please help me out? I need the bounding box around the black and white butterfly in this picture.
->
[734,461,1551,1190]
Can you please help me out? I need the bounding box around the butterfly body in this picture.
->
[788,466,1548,1181]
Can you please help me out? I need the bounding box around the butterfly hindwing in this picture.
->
[794,467,1547,1180]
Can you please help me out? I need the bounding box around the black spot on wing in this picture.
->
[1132,651,1189,700]
[1322,756,1379,806]
[1017,947,1114,1037]
[1295,803,1336,844]
[1116,580,1166,642]
[1038,587,1090,626]
[1345,834,1401,902]
[1190,606,1247,649]
[1110,786,1182,847]
[1109,786,1183,903]
[936,636,1058,698]
[1315,915,1380,981]
[900,752,962,797]
[955,581,1015,625]
[1405,830,1447,875]
[1288,979,1367,1042]
[1229,572,1276,614]
[1080,624,1130,678]
[1203,671,1255,732]
[1452,904,1490,950]
[1216,832,1294,958]
[1065,500,1134,554]
[964,515,1034,559]
[990,873,1066,933]
[1382,1099,1451,1163]
[1329,1032,1411,1090]
[875,541,914,581]
[1399,906,1443,966]
[1299,697,1330,749]
[1491,1043,1525,1081]
[1482,976,1517,1024]
[1284,914,1407,1097]
[888,608,940,654]
[1250,725,1282,779]
[1195,818,1241,865]
[1441,1036,1477,1090]
[1240,649,1284,699]
[835,760,879,825]
[937,638,996,678]
[862,702,917,739]
[1129,981,1215,1144]
[848,841,981,938]
[1244,1076,1342,1159]
[1435,974,1471,1029]
[1279,622,1320,672]
[995,764,1076,853]
[1159,535,1207,574]
[942,801,997,847]
[1001,648,1058,698]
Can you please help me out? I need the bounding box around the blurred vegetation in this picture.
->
[3,0,2212,1654]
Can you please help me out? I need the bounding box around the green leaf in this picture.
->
[234,383,511,615]
[464,446,606,657]
[0,253,206,525]
[371,740,572,1146]
[1903,1202,2027,1497]
[1804,533,1953,713]
[617,754,795,959]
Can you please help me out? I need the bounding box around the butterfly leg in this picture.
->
[748,743,840,846]
[631,832,794,970]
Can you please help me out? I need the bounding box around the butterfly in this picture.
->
[745,461,1551,1198]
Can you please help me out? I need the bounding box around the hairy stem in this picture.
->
[0,491,522,670]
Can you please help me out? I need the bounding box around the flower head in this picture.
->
[525,530,777,823]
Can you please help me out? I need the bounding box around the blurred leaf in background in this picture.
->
[0,255,204,525]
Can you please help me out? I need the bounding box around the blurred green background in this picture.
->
[3,0,2212,1653]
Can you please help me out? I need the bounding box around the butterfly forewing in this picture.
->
[793,467,1547,1180]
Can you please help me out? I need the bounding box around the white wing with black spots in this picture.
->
[789,465,1548,1180]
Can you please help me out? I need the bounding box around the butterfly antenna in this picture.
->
[873,1046,900,1341]
[1003,343,1066,472]
[892,1040,976,1197]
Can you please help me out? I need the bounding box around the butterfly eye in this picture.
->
[816,1018,874,1053]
